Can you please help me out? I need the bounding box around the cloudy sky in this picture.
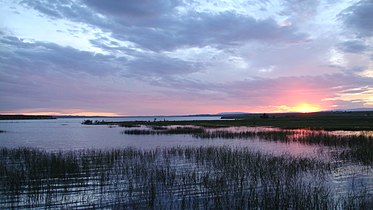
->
[1,0,372,116]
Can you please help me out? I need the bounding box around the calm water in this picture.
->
[0,117,325,158]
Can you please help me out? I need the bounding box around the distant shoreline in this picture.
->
[84,111,373,131]
[0,115,56,120]
[0,114,221,120]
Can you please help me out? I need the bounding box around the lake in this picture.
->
[0,117,327,157]
[0,117,372,209]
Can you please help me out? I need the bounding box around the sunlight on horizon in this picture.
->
[273,103,322,113]
[292,103,321,113]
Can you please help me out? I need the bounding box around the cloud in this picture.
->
[1,0,373,115]
[226,75,337,105]
[342,0,373,37]
[21,0,102,23]
[20,0,309,52]
[96,11,309,52]
[323,86,373,108]
[125,55,202,77]
[221,72,373,109]
[84,0,181,17]
[0,35,131,112]
[0,35,124,77]
[338,40,367,53]
[281,0,319,22]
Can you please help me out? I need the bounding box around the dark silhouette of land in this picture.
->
[87,111,373,131]
[0,115,56,120]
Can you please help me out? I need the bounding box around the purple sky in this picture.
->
[0,0,372,116]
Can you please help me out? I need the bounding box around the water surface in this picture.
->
[0,117,326,158]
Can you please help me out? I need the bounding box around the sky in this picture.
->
[0,0,373,116]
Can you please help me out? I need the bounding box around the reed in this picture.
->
[121,127,373,165]
[122,127,371,145]
[195,130,373,147]
[122,127,204,135]
[0,147,370,209]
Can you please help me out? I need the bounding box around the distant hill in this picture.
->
[218,112,249,116]
[331,108,373,112]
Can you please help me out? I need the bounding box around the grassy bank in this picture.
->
[0,147,370,209]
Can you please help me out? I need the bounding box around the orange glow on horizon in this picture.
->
[292,103,321,113]
[272,103,322,113]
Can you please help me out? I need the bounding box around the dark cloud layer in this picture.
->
[0,36,122,77]
[22,0,309,52]
[85,0,180,17]
[343,0,373,37]
[338,40,367,53]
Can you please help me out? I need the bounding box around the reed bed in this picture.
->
[198,129,373,165]
[122,127,373,165]
[197,129,373,147]
[0,147,370,209]
[122,126,204,135]
[122,127,372,146]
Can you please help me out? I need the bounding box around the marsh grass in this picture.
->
[337,145,373,165]
[0,147,370,209]
[121,127,373,165]
[118,124,141,128]
[122,127,372,145]
[122,126,204,135]
[198,129,373,165]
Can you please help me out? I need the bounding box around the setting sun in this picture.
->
[293,103,321,113]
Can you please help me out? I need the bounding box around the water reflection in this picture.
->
[0,123,326,158]
[0,118,372,159]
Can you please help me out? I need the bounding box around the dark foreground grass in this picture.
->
[0,147,371,209]
[87,111,373,130]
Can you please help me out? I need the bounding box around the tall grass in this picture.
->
[122,126,204,135]
[0,147,370,209]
